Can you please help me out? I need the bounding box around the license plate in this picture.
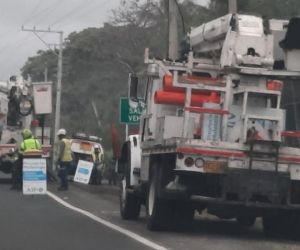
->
[80,142,92,151]
[203,161,226,173]
[290,166,300,180]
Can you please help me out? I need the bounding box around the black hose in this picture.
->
[18,95,33,116]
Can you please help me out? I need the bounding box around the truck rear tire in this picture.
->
[96,170,102,185]
[174,203,194,231]
[262,216,277,236]
[119,177,141,220]
[263,213,290,237]
[236,215,256,227]
[89,169,102,185]
[146,166,173,231]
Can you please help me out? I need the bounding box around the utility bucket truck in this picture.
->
[0,76,52,174]
[118,14,300,236]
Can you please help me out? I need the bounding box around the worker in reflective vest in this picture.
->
[11,129,41,190]
[90,144,103,185]
[56,128,73,191]
[92,144,102,164]
[19,129,41,154]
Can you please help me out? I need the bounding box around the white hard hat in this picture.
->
[8,148,15,155]
[57,128,67,136]
[94,144,100,149]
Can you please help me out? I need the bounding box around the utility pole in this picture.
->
[168,0,179,60]
[22,27,63,134]
[91,100,102,129]
[22,27,64,170]
[228,0,237,13]
[55,31,63,139]
[44,63,48,82]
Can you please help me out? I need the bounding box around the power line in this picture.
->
[0,33,33,57]
[50,0,95,27]
[0,0,114,80]
[54,0,112,29]
[32,31,59,56]
[22,0,43,24]
[27,0,64,24]
[22,27,64,169]
[0,34,36,79]
[22,26,63,56]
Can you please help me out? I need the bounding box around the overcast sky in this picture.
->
[0,0,208,80]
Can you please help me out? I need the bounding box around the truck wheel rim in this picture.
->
[121,178,126,208]
[148,180,155,216]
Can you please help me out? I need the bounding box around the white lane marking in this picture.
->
[47,191,168,250]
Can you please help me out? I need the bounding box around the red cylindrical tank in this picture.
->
[154,90,220,106]
[163,75,182,92]
[163,74,223,93]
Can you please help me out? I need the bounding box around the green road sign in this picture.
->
[119,97,144,124]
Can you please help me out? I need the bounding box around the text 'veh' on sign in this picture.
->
[119,97,144,124]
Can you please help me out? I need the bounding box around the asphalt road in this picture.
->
[50,182,300,250]
[0,182,151,250]
[1,178,300,250]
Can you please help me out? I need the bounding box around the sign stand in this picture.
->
[40,114,45,144]
[126,124,129,140]
[23,157,47,195]
[74,160,94,184]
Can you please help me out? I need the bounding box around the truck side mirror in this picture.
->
[129,74,138,102]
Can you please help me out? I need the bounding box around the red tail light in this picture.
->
[267,80,283,91]
[31,119,39,127]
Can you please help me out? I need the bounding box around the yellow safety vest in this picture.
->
[92,152,102,163]
[20,138,41,153]
[61,138,72,162]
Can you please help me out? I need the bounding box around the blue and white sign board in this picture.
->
[23,158,47,195]
[74,160,93,184]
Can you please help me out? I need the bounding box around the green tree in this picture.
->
[21,0,300,150]
[208,0,300,19]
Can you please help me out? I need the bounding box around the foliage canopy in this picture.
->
[21,0,300,149]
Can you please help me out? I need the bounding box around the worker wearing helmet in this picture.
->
[90,144,103,185]
[11,128,41,190]
[56,128,73,191]
[19,128,41,154]
[92,144,102,164]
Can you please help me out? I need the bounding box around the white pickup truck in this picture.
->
[70,133,104,184]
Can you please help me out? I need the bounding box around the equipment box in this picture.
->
[285,49,300,71]
[156,116,183,140]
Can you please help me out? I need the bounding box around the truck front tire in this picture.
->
[263,212,294,237]
[119,142,141,220]
[119,176,141,220]
[146,170,171,231]
[236,215,256,227]
[173,203,194,230]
